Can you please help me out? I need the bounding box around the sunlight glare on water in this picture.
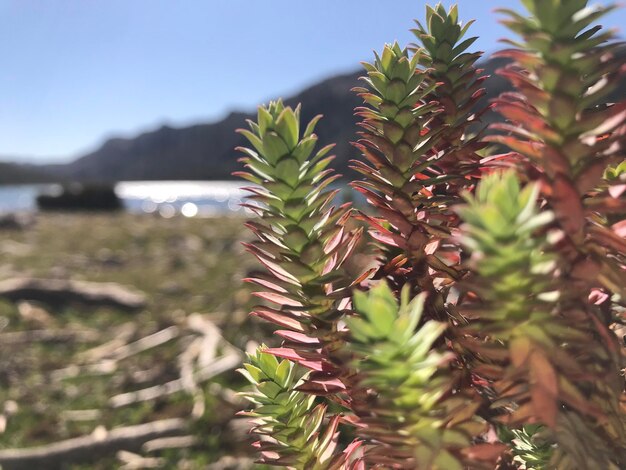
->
[115,181,250,217]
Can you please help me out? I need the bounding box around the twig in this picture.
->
[178,337,204,418]
[117,450,165,469]
[50,360,117,382]
[0,329,99,344]
[78,322,136,363]
[60,409,101,422]
[0,418,186,470]
[109,352,242,408]
[142,435,198,453]
[0,278,147,311]
[111,326,179,361]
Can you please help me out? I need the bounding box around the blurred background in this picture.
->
[0,1,624,468]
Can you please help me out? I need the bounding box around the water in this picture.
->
[0,181,253,218]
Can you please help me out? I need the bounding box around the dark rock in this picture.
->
[36,184,122,211]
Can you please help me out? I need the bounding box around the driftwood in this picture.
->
[0,278,147,311]
[51,360,117,381]
[0,418,187,470]
[78,322,137,362]
[142,435,198,453]
[0,328,99,344]
[109,352,242,408]
[111,326,179,361]
[117,450,165,469]
[60,409,102,422]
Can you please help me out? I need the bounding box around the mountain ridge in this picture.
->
[2,52,624,184]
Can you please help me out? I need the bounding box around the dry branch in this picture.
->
[51,360,117,382]
[0,328,99,344]
[109,352,242,408]
[142,435,198,453]
[78,322,137,363]
[0,278,147,311]
[117,450,165,469]
[110,326,180,361]
[0,418,186,470]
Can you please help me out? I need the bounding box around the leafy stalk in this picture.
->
[239,348,342,468]
[456,170,626,468]
[482,0,626,464]
[236,101,365,464]
[351,4,489,317]
[237,100,362,393]
[344,282,504,468]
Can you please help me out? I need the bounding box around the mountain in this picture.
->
[4,51,626,184]
[37,71,363,183]
[0,162,55,184]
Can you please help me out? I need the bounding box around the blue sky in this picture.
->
[0,0,624,162]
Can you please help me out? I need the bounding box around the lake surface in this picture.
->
[0,181,253,217]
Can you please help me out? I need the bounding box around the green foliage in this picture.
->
[345,283,494,469]
[499,424,554,469]
[239,348,341,469]
[236,1,626,468]
[456,170,626,467]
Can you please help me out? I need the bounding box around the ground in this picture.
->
[0,212,268,469]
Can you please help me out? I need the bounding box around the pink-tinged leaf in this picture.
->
[493,47,537,65]
[613,220,626,238]
[352,142,391,169]
[243,221,273,237]
[381,255,408,275]
[297,378,346,395]
[259,450,281,461]
[349,159,380,179]
[589,225,626,253]
[479,152,525,169]
[275,330,319,344]
[253,291,303,307]
[424,240,439,255]
[244,277,289,293]
[338,228,364,268]
[238,203,264,216]
[352,184,392,211]
[589,288,610,306]
[337,205,353,225]
[241,185,271,198]
[350,268,377,287]
[318,415,341,463]
[484,135,543,160]
[265,347,336,372]
[609,184,626,199]
[324,227,345,255]
[323,253,338,275]
[581,104,626,138]
[337,296,351,310]
[252,308,305,332]
[369,230,398,247]
[255,256,301,285]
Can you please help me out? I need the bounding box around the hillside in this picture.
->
[36,71,362,183]
[3,51,626,183]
